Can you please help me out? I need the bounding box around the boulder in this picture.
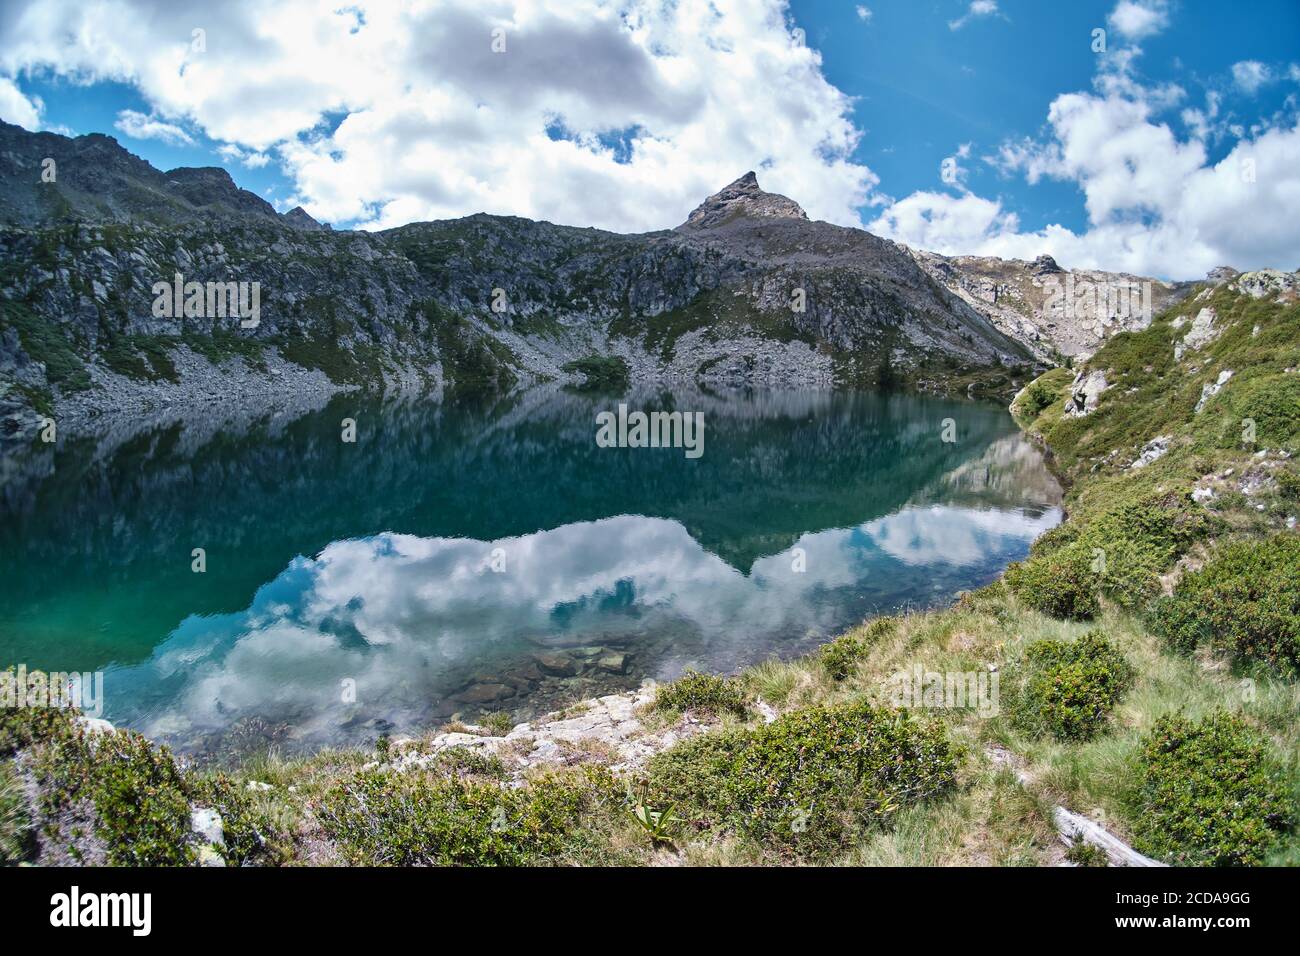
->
[1194,369,1233,413]
[1066,369,1109,417]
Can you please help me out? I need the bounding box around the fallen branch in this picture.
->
[1053,806,1166,868]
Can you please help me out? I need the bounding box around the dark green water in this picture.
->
[0,387,1060,753]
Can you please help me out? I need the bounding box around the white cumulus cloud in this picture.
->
[949,1,1003,32]
[1231,60,1272,95]
[0,76,42,128]
[1107,0,1169,41]
[0,0,881,233]
[114,109,195,146]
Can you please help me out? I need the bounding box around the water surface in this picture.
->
[0,387,1061,753]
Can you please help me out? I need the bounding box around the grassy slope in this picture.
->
[3,279,1296,867]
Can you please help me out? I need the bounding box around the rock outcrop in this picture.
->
[1066,368,1109,417]
[676,170,809,231]
[912,247,1194,362]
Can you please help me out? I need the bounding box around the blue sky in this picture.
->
[794,0,1300,235]
[1,0,1297,278]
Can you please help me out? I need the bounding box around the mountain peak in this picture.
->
[284,205,330,230]
[677,171,808,231]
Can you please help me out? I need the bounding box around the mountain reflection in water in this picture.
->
[0,387,1061,753]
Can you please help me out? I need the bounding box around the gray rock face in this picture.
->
[283,206,329,231]
[1175,307,1220,360]
[1066,369,1109,417]
[676,170,808,231]
[912,247,1193,362]
[1235,269,1300,303]
[1131,434,1172,468]
[1194,369,1233,413]
[0,121,288,227]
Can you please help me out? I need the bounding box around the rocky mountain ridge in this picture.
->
[0,120,1223,440]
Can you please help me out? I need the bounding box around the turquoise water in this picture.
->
[0,387,1061,753]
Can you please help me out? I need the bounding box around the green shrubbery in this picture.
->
[16,710,194,866]
[817,618,896,682]
[818,633,869,682]
[561,354,630,392]
[1006,632,1134,741]
[1277,468,1300,501]
[318,764,620,866]
[1005,547,1099,620]
[1133,711,1292,866]
[1009,491,1215,616]
[1219,375,1300,450]
[647,701,958,858]
[1149,534,1300,676]
[1,699,285,866]
[651,670,751,719]
[1016,377,1060,420]
[0,760,33,863]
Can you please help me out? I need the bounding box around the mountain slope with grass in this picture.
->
[3,272,1296,868]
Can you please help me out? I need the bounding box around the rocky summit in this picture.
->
[0,119,1199,439]
[676,170,809,230]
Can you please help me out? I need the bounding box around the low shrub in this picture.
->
[1277,467,1300,501]
[1006,632,1134,741]
[652,670,751,719]
[1025,493,1216,611]
[0,760,34,863]
[1149,534,1300,676]
[3,695,287,866]
[1132,711,1292,866]
[1064,836,1108,867]
[1005,548,1099,620]
[647,701,959,858]
[318,765,620,866]
[187,772,293,866]
[817,618,895,682]
[1017,377,1060,420]
[818,633,868,682]
[27,727,195,866]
